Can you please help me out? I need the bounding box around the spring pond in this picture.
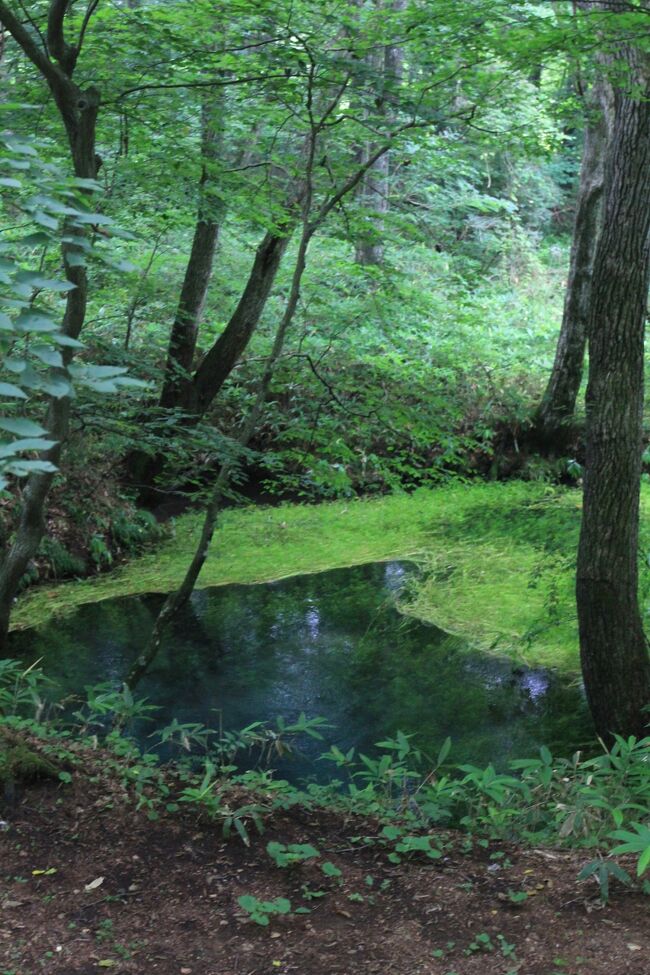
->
[10,561,594,780]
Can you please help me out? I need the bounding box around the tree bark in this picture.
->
[576,33,650,740]
[533,77,612,446]
[159,92,226,409]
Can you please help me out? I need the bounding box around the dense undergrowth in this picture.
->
[1,659,649,907]
[13,481,650,674]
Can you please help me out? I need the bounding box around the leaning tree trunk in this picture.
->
[177,227,293,416]
[127,225,293,495]
[533,77,612,446]
[576,39,650,740]
[159,91,226,409]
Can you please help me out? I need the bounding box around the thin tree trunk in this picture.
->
[124,232,164,350]
[533,77,612,446]
[127,197,314,687]
[159,93,226,408]
[576,34,650,740]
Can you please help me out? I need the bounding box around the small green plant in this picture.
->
[266,841,320,868]
[465,932,495,954]
[609,823,650,877]
[577,856,632,904]
[237,895,292,926]
[321,861,342,879]
[507,889,529,904]
[497,933,517,958]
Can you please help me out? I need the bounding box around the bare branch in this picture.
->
[114,72,291,102]
[77,0,100,56]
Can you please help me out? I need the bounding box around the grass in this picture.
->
[11,480,599,671]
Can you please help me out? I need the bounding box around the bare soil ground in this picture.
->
[1,765,649,975]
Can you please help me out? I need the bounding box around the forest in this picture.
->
[0,1,649,973]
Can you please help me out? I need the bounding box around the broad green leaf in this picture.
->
[32,346,64,368]
[0,418,48,437]
[0,382,28,399]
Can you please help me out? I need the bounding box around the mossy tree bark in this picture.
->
[576,26,650,740]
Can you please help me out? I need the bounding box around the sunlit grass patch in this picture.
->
[11,480,610,673]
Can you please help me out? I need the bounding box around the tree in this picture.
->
[355,0,406,267]
[533,72,612,445]
[159,89,227,410]
[576,4,650,739]
[0,0,101,645]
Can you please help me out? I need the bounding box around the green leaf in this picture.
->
[637,847,650,877]
[0,438,56,457]
[32,346,64,368]
[51,334,84,348]
[0,382,28,399]
[7,459,57,474]
[0,418,47,437]
[14,271,75,293]
[437,736,452,766]
[39,377,71,398]
[4,358,26,373]
[321,861,342,878]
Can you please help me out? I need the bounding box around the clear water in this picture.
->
[9,562,594,780]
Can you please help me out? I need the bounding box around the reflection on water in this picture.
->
[9,562,594,780]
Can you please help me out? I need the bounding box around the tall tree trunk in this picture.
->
[576,34,650,740]
[159,91,226,409]
[533,77,612,446]
[355,0,405,267]
[0,1,99,648]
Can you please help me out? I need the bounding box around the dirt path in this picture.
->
[1,771,649,975]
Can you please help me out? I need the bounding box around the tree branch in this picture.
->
[77,0,99,56]
[47,0,78,74]
[114,72,290,102]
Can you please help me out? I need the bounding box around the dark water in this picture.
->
[10,562,594,780]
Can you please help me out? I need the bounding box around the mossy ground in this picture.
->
[14,481,650,672]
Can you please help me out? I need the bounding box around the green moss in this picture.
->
[0,740,58,784]
[14,480,646,674]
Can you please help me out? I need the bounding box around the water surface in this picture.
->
[10,562,593,779]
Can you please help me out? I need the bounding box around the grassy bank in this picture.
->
[13,480,602,671]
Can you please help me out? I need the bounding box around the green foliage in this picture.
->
[2,647,649,902]
[237,895,292,926]
[110,509,165,556]
[0,119,144,490]
[37,538,86,578]
[266,841,320,868]
[577,857,632,904]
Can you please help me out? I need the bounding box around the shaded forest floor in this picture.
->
[2,766,649,975]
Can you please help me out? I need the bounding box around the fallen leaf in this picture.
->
[85,877,105,892]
